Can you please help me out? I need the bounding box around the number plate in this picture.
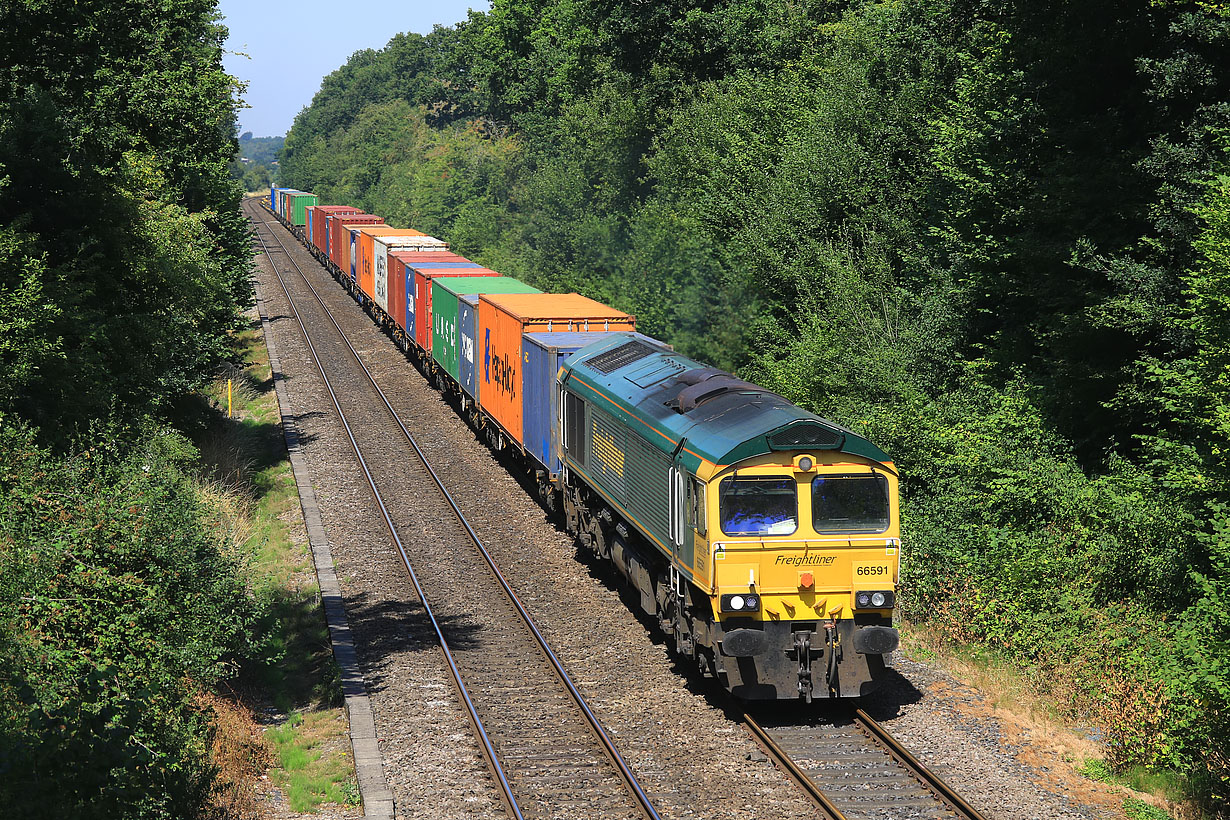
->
[852,561,893,587]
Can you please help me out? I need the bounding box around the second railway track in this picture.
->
[248,202,660,820]
[745,707,988,820]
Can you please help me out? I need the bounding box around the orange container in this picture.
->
[331,215,386,279]
[476,293,635,443]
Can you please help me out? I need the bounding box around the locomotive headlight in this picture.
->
[721,594,762,613]
[854,590,895,609]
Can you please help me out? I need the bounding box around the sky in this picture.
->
[218,1,489,138]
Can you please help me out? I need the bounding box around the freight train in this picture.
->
[268,187,901,701]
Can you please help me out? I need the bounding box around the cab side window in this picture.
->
[564,391,586,465]
[687,477,706,535]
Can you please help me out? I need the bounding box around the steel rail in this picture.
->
[855,709,988,820]
[250,204,662,820]
[252,218,525,820]
[741,712,847,820]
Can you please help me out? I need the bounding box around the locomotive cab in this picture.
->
[701,453,901,700]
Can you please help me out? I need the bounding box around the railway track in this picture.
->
[745,707,988,820]
[249,201,989,820]
[246,201,660,820]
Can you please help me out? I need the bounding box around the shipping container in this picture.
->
[291,192,319,226]
[432,277,540,385]
[324,211,373,261]
[328,215,384,276]
[458,294,483,401]
[522,332,620,475]
[373,234,446,313]
[354,227,431,303]
[308,205,362,256]
[412,267,500,352]
[273,188,293,216]
[276,189,301,219]
[388,251,473,338]
[392,251,471,264]
[477,294,635,444]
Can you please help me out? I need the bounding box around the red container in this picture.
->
[390,251,469,340]
[310,205,362,255]
[393,251,473,265]
[412,268,501,352]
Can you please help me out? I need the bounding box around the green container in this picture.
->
[287,192,318,226]
[432,276,541,381]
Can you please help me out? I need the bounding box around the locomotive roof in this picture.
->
[559,333,892,470]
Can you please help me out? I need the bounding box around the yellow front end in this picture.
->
[698,452,901,699]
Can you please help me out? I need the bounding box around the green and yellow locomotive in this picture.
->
[557,334,900,701]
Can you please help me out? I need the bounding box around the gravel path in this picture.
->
[249,203,1132,820]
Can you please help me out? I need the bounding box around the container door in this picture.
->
[375,243,389,311]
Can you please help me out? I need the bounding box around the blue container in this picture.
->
[405,264,417,345]
[270,185,276,211]
[522,332,620,475]
[459,293,482,402]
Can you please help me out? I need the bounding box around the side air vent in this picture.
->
[767,422,844,451]
[585,340,656,374]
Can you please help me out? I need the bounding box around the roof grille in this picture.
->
[767,423,844,451]
[585,340,655,374]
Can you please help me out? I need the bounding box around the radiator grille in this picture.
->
[585,340,655,374]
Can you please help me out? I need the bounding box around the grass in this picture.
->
[1077,757,1189,819]
[898,622,1199,820]
[266,711,360,812]
[191,316,358,814]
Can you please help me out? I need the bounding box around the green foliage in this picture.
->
[282,0,1230,807]
[0,421,266,819]
[0,0,253,443]
[0,2,269,816]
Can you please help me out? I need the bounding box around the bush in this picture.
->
[0,420,265,818]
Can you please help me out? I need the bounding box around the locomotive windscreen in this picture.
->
[811,474,890,534]
[718,475,798,536]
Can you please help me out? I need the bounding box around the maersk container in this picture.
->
[477,293,635,445]
[432,276,540,385]
[412,268,499,353]
[522,332,625,476]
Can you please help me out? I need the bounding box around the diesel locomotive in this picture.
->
[268,187,901,701]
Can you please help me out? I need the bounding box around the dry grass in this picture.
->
[200,690,274,820]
